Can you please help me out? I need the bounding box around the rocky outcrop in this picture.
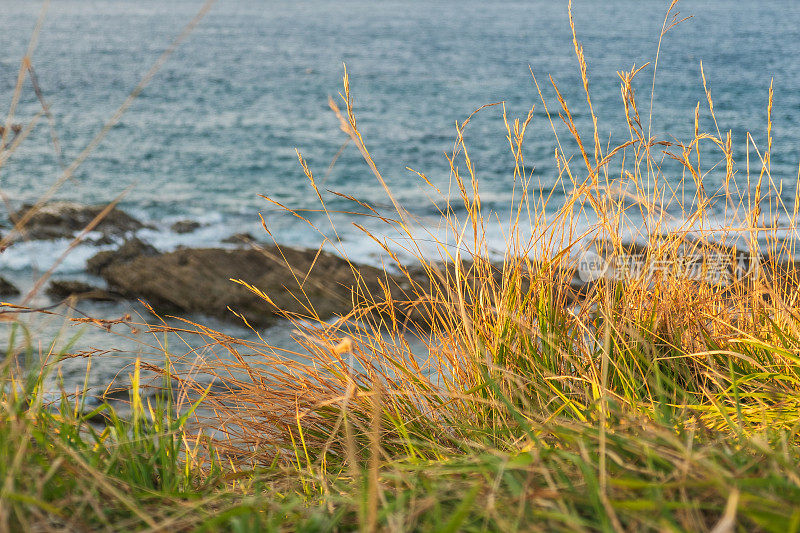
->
[90,245,408,327]
[8,202,148,241]
[74,217,800,331]
[222,232,257,244]
[87,238,160,275]
[170,220,201,234]
[0,277,20,297]
[45,280,117,302]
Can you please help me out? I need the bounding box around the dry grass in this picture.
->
[110,2,800,530]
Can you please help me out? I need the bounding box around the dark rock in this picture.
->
[83,236,597,330]
[86,234,116,246]
[87,238,160,275]
[8,202,148,241]
[95,246,406,327]
[170,220,201,234]
[222,232,257,244]
[0,277,20,297]
[45,280,117,302]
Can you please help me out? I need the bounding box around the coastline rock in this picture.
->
[0,277,20,297]
[170,220,201,234]
[45,280,117,302]
[87,238,160,275]
[8,202,147,241]
[222,232,257,244]
[95,246,406,327]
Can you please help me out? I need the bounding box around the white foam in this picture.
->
[0,237,117,274]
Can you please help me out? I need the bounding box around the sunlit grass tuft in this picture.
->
[150,1,800,530]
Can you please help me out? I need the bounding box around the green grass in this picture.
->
[2,349,800,531]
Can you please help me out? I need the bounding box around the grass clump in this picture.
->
[0,336,222,530]
[4,1,800,531]
[158,2,800,530]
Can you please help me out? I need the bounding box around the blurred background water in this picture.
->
[1,0,799,392]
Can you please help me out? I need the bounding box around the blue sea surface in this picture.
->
[1,0,800,389]
[2,1,799,252]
